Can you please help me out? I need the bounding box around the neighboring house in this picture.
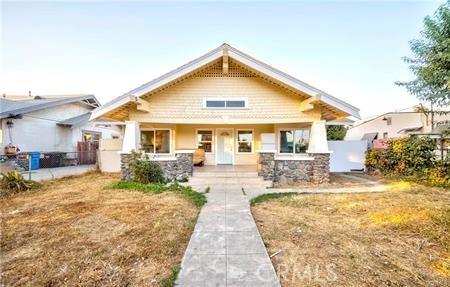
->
[345,110,449,159]
[92,44,361,183]
[345,111,449,142]
[0,94,121,154]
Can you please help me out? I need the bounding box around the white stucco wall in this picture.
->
[345,112,424,141]
[329,140,367,172]
[1,102,121,153]
[98,138,123,172]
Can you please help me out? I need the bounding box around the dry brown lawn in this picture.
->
[1,173,200,286]
[273,173,379,189]
[252,182,449,286]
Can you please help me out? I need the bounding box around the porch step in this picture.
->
[192,171,259,178]
[187,182,272,192]
[188,177,268,184]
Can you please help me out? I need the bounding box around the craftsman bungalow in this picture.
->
[91,44,360,183]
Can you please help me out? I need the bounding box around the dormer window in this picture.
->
[203,97,248,109]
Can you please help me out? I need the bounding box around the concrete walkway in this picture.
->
[177,169,387,286]
[23,165,96,181]
[176,172,280,287]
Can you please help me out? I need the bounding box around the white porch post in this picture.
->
[307,120,331,154]
[122,121,141,153]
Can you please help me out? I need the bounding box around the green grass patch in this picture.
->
[250,192,298,206]
[109,181,207,207]
[159,265,181,287]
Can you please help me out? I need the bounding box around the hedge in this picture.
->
[365,136,449,188]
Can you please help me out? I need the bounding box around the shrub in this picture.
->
[0,171,40,196]
[365,136,448,187]
[423,160,450,188]
[129,151,165,184]
[326,125,347,140]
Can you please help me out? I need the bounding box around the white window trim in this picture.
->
[202,97,249,109]
[195,128,214,154]
[236,129,254,154]
[277,128,310,155]
[140,128,172,155]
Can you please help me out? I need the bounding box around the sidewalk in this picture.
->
[23,165,96,181]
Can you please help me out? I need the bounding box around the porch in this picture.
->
[118,120,332,184]
[121,121,330,165]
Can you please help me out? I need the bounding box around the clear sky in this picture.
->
[1,0,445,118]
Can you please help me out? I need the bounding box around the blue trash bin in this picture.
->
[28,152,40,170]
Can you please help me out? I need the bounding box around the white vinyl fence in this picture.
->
[328,140,367,172]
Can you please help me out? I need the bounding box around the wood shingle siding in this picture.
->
[129,61,322,124]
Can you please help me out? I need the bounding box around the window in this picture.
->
[237,130,253,153]
[197,130,213,152]
[141,129,171,154]
[204,97,248,109]
[383,132,388,139]
[279,128,310,154]
[82,130,101,143]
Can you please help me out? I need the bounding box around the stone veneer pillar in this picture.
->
[258,152,275,180]
[175,152,194,176]
[120,153,132,181]
[120,151,194,182]
[311,153,330,184]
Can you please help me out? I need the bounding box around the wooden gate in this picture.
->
[77,141,99,165]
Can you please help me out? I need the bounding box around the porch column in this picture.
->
[307,120,331,184]
[122,121,141,153]
[307,120,330,154]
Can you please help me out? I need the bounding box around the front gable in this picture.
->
[129,59,324,124]
[92,44,360,122]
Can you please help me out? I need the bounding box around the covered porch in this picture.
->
[121,120,330,165]
[119,120,331,184]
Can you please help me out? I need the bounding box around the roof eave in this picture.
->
[2,95,98,118]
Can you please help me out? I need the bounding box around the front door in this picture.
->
[217,129,233,164]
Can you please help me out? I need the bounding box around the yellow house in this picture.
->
[92,44,360,183]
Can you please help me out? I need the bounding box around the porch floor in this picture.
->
[193,164,257,173]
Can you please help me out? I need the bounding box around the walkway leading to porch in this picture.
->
[176,167,280,287]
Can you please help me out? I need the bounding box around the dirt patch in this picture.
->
[1,173,200,286]
[252,183,449,286]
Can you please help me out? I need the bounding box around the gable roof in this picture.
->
[91,44,360,120]
[0,95,99,119]
[57,112,92,128]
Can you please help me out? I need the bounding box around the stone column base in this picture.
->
[311,153,331,184]
[258,152,275,180]
[120,153,132,181]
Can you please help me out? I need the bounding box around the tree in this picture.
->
[326,125,347,140]
[396,2,450,107]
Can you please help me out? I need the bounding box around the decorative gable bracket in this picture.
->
[130,96,150,113]
[300,95,321,112]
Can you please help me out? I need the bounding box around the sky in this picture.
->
[1,0,445,118]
